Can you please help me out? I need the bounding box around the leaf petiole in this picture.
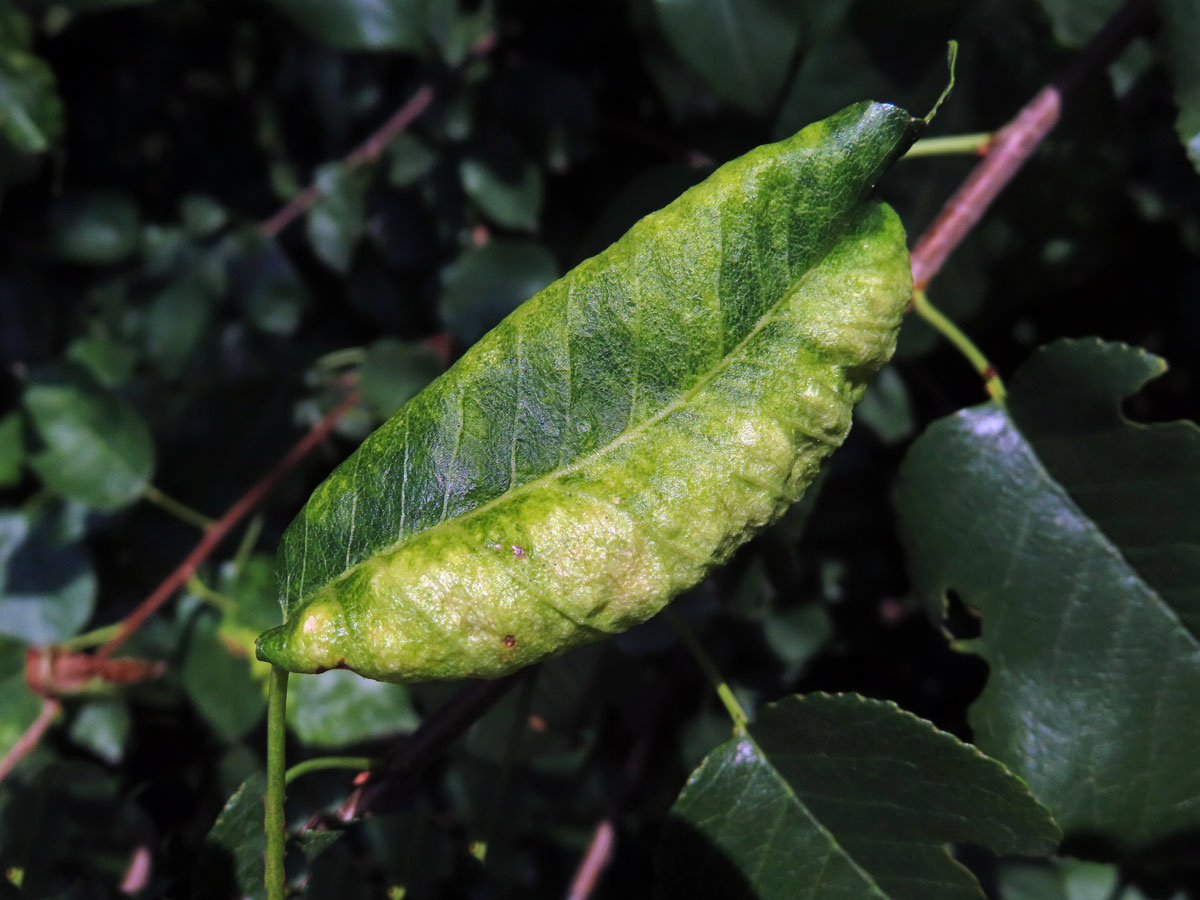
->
[142,484,215,530]
[284,755,376,786]
[663,609,749,733]
[910,289,1006,402]
[904,133,993,158]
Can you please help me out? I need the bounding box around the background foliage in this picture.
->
[0,0,1198,898]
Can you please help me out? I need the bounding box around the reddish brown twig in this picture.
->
[567,819,617,900]
[909,0,1152,292]
[97,391,360,659]
[258,86,435,239]
[0,698,60,783]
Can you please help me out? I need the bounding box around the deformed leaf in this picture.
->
[24,366,155,511]
[655,693,1060,900]
[258,101,919,684]
[897,339,1200,849]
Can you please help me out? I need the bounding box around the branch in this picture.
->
[97,391,360,659]
[909,0,1152,292]
[305,674,520,830]
[258,86,435,239]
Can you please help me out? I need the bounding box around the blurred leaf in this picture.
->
[180,608,266,742]
[897,339,1200,848]
[359,337,442,419]
[761,602,833,681]
[24,367,155,510]
[307,162,368,273]
[0,510,95,644]
[67,700,130,765]
[262,0,427,52]
[0,635,43,761]
[181,193,230,237]
[438,238,557,344]
[1032,0,1121,47]
[656,693,1060,899]
[0,43,63,154]
[1162,0,1200,173]
[997,859,1122,900]
[387,132,437,187]
[854,365,915,445]
[144,277,213,375]
[65,332,137,387]
[654,0,799,114]
[194,772,268,900]
[0,412,22,487]
[226,228,310,335]
[459,157,543,231]
[287,669,419,748]
[52,191,141,265]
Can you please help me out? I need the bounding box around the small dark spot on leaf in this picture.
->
[502,634,516,648]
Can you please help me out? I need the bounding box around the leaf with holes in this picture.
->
[897,339,1200,849]
[257,101,919,683]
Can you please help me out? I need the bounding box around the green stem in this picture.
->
[663,609,749,733]
[232,514,264,576]
[265,666,289,900]
[910,289,1007,402]
[315,346,367,371]
[903,132,993,158]
[186,575,235,612]
[142,484,215,530]
[56,622,123,652]
[285,755,375,786]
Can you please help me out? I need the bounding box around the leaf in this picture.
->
[258,101,919,683]
[288,668,419,747]
[307,162,368,273]
[438,239,559,345]
[896,339,1200,849]
[144,277,213,375]
[226,228,311,336]
[655,693,1060,900]
[180,608,267,742]
[359,338,443,419]
[67,700,130,765]
[654,0,800,114]
[997,859,1121,900]
[0,412,22,487]
[0,512,95,644]
[0,46,63,154]
[52,191,142,265]
[1161,0,1200,172]
[24,367,156,511]
[459,157,543,232]
[1032,0,1122,47]
[0,635,44,762]
[262,0,427,53]
[65,332,137,387]
[194,772,268,900]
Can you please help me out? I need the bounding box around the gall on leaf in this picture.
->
[257,101,920,683]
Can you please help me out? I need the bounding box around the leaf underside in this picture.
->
[258,101,918,683]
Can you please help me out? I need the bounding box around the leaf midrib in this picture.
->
[293,208,872,612]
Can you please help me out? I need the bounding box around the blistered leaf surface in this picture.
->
[259,102,918,683]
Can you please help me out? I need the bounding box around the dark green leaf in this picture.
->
[1162,0,1200,172]
[67,700,130,765]
[52,191,141,265]
[387,132,437,187]
[24,368,155,510]
[438,238,558,344]
[195,772,268,900]
[0,635,44,761]
[459,157,543,232]
[654,0,800,114]
[656,693,1060,900]
[897,339,1200,849]
[359,338,443,419]
[65,332,137,387]
[0,510,95,644]
[144,277,213,375]
[0,45,63,154]
[226,228,311,336]
[0,412,22,487]
[262,0,427,52]
[1032,0,1121,47]
[258,102,919,683]
[997,859,1123,900]
[180,608,267,742]
[181,193,229,237]
[854,365,915,445]
[287,668,419,747]
[307,162,368,273]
